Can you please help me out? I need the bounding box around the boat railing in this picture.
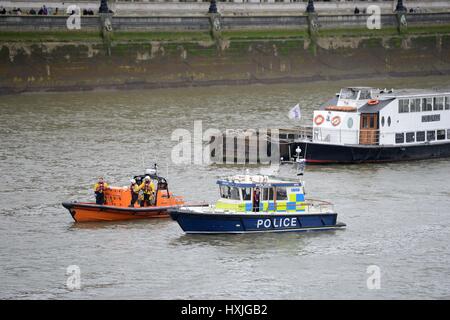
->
[312,127,381,145]
[300,199,335,214]
[208,199,334,214]
[280,126,313,142]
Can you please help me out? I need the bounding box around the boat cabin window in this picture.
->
[437,130,446,140]
[276,187,288,201]
[230,187,240,200]
[416,131,426,142]
[445,97,450,110]
[220,186,230,199]
[406,132,415,143]
[242,188,252,201]
[362,116,368,128]
[434,97,444,111]
[219,186,240,200]
[340,88,359,100]
[410,98,421,112]
[448,129,450,139]
[262,188,274,201]
[427,131,436,141]
[359,90,371,100]
[422,98,433,111]
[398,99,409,113]
[395,133,404,144]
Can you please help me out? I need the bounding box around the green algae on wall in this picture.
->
[1,29,450,94]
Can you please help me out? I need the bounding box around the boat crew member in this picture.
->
[253,187,261,212]
[129,179,140,207]
[94,177,109,205]
[139,176,155,207]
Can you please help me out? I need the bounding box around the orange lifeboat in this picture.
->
[62,174,191,222]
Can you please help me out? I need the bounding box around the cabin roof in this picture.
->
[319,97,339,110]
[377,88,450,99]
[334,87,450,99]
[358,98,394,113]
[217,175,301,188]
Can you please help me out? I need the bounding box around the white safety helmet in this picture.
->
[144,176,151,181]
[130,179,136,184]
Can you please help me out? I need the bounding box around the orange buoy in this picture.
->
[368,99,379,105]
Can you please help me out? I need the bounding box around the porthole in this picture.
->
[381,116,385,127]
[388,116,392,127]
[347,117,354,129]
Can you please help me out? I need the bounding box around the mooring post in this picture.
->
[306,0,319,38]
[395,0,408,34]
[99,0,113,56]
[207,0,222,43]
[306,0,318,55]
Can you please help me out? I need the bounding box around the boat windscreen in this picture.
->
[219,186,240,200]
[242,188,252,201]
[340,88,359,100]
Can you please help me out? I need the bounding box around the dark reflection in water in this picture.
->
[68,219,172,231]
[1,77,450,299]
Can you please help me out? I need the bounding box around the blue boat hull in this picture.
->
[169,210,346,234]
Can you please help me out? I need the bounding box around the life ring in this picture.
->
[314,114,325,126]
[368,99,379,105]
[331,116,341,127]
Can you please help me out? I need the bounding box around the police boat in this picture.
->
[169,172,346,234]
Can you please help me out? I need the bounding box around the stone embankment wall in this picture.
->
[1,31,449,94]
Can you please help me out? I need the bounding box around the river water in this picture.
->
[1,76,450,299]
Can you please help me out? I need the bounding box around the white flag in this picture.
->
[288,103,301,120]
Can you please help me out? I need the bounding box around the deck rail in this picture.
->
[206,198,335,214]
[311,127,381,145]
[301,199,335,214]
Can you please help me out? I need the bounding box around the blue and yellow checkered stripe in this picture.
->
[216,193,306,212]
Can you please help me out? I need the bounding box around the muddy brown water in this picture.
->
[1,76,450,299]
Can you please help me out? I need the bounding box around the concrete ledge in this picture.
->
[1,12,450,32]
[1,1,450,17]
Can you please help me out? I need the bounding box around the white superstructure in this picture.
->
[311,87,450,147]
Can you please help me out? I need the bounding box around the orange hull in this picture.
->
[63,186,184,222]
[63,203,173,222]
